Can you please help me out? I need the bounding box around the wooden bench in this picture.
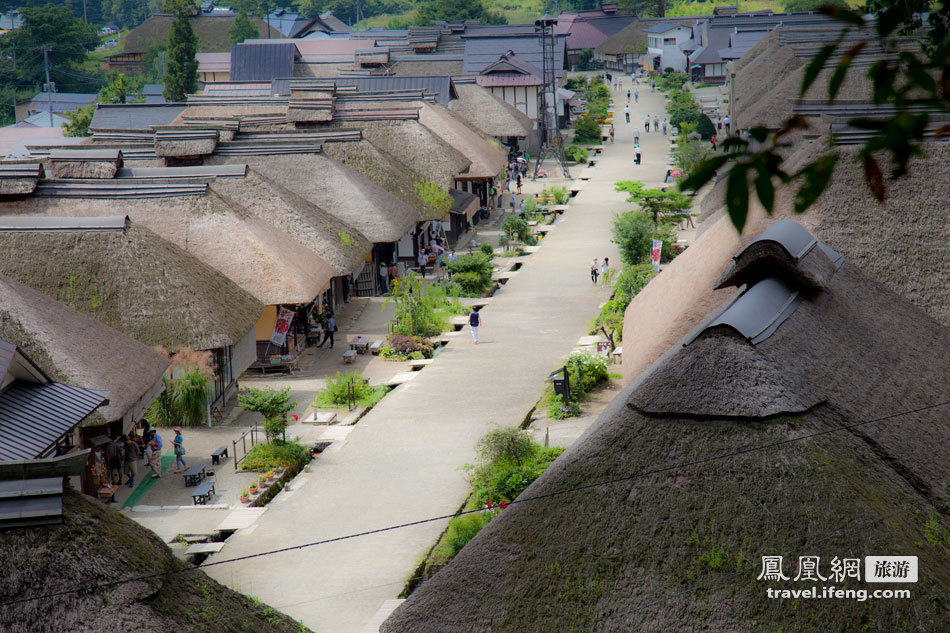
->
[182,465,206,487]
[97,485,118,504]
[191,481,215,505]
[342,349,357,364]
[369,339,383,355]
[211,446,228,465]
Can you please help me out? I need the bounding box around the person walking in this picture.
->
[711,135,717,151]
[609,123,615,143]
[121,434,138,487]
[172,427,187,473]
[417,249,428,277]
[468,307,482,344]
[601,257,609,280]
[633,127,640,144]
[644,115,651,132]
[590,258,600,285]
[635,144,642,165]
[147,431,163,479]
[379,261,389,294]
[519,198,526,219]
[106,439,122,485]
[626,89,631,103]
[661,118,668,135]
[624,105,630,123]
[654,117,660,132]
[634,88,639,103]
[320,314,336,348]
[510,191,516,211]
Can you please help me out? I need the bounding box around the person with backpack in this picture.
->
[624,105,630,123]
[469,307,482,344]
[320,314,337,349]
[635,144,642,165]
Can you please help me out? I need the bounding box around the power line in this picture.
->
[2,399,947,608]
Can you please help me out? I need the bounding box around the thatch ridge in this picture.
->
[417,102,506,179]
[0,223,263,351]
[0,488,310,632]
[448,84,533,139]
[0,273,168,425]
[383,256,950,633]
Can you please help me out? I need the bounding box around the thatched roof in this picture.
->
[417,102,506,180]
[121,14,281,55]
[206,162,370,274]
[0,222,262,351]
[234,153,419,243]
[733,29,873,130]
[382,225,950,633]
[0,192,333,307]
[0,489,311,633]
[698,139,950,328]
[329,118,471,192]
[595,17,699,55]
[448,84,533,139]
[0,273,168,426]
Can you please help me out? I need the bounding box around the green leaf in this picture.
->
[863,154,886,202]
[800,43,838,97]
[793,154,838,214]
[725,164,750,232]
[875,7,904,38]
[679,154,731,193]
[754,165,775,213]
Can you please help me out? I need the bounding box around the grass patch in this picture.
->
[314,371,390,408]
[240,440,310,472]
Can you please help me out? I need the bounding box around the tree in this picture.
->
[681,3,950,232]
[162,0,198,102]
[102,0,152,29]
[784,0,847,11]
[1,4,98,88]
[229,12,260,45]
[591,265,654,350]
[238,386,296,443]
[615,180,691,225]
[416,0,507,26]
[98,72,144,104]
[573,116,602,144]
[618,0,665,18]
[63,104,95,137]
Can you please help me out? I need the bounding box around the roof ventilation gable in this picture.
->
[694,276,802,345]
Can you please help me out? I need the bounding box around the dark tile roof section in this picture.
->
[0,381,109,460]
[90,104,187,131]
[462,35,568,77]
[334,76,458,105]
[230,42,297,81]
[644,22,680,34]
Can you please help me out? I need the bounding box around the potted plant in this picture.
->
[266,470,275,482]
[249,481,258,495]
[258,475,268,488]
[240,488,249,504]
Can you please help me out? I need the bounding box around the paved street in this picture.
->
[203,82,674,633]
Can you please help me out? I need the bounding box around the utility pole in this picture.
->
[43,46,53,128]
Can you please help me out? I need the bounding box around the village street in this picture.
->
[200,82,676,633]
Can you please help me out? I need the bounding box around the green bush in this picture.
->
[467,428,565,506]
[548,185,570,205]
[696,113,716,139]
[452,271,488,295]
[447,252,493,296]
[565,76,587,91]
[567,351,609,396]
[314,371,389,408]
[436,512,492,561]
[546,390,580,419]
[388,333,434,357]
[479,243,495,257]
[386,271,443,338]
[573,116,602,144]
[241,440,310,472]
[565,144,588,163]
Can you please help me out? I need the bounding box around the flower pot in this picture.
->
[249,486,258,495]
[240,495,249,504]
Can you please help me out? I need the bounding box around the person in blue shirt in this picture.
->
[147,431,163,478]
[172,427,187,473]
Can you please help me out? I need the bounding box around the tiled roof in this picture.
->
[90,104,187,131]
[230,42,296,81]
[463,35,567,77]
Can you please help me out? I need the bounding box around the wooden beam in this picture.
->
[0,450,91,480]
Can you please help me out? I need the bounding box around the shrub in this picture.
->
[467,428,565,506]
[452,271,488,296]
[567,351,609,396]
[388,333,434,357]
[479,243,495,257]
[663,66,675,74]
[565,144,588,163]
[501,215,535,247]
[314,371,389,408]
[386,271,443,338]
[447,252,493,296]
[564,76,587,91]
[573,116,602,144]
[696,113,716,139]
[548,185,570,205]
[241,440,310,471]
[547,390,580,419]
[436,512,492,561]
[612,210,655,265]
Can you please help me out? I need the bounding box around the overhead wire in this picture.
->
[2,399,947,608]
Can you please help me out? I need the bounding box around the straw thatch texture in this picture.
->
[417,102,506,179]
[206,162,370,274]
[448,84,533,139]
[0,273,168,425]
[46,157,121,180]
[321,138,441,221]
[0,223,262,351]
[239,153,419,243]
[0,191,333,306]
[0,178,38,195]
[383,254,950,633]
[0,489,310,633]
[334,119,471,191]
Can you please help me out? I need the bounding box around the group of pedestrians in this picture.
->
[590,257,610,285]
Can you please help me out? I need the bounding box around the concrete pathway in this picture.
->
[203,83,673,633]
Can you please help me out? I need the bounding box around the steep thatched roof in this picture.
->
[0,489,311,633]
[206,162,370,274]
[235,153,419,243]
[595,17,699,55]
[0,274,168,426]
[698,139,950,328]
[383,226,950,633]
[448,84,533,139]
[330,119,471,192]
[0,192,334,306]
[733,29,874,130]
[0,222,262,351]
[417,102,506,180]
